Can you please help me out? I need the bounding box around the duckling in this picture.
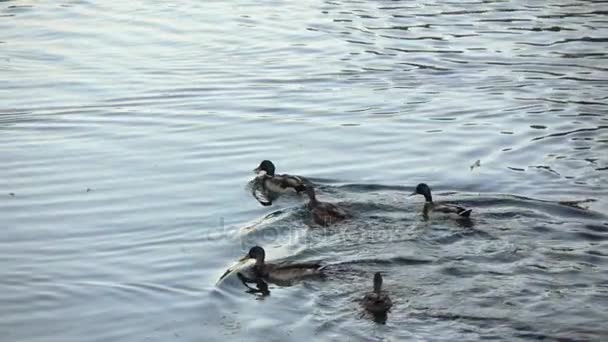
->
[305,186,348,226]
[250,160,310,206]
[237,246,324,287]
[410,183,472,218]
[362,272,393,314]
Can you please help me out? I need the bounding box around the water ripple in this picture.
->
[2,0,608,340]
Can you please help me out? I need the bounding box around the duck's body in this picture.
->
[424,202,471,217]
[238,246,324,288]
[305,186,348,226]
[251,262,324,286]
[362,272,392,314]
[411,183,471,218]
[250,160,310,206]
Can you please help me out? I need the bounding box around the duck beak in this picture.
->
[253,167,260,174]
[409,192,417,196]
[239,255,251,262]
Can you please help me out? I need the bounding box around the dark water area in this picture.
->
[1,0,607,341]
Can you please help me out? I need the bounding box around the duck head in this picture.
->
[373,272,383,294]
[254,160,276,176]
[410,183,433,203]
[240,246,266,265]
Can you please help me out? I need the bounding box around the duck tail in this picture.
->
[458,209,472,218]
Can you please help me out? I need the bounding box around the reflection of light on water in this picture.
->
[2,0,608,340]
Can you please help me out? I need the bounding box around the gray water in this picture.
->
[1,0,608,341]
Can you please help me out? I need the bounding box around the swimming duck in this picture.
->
[250,160,309,206]
[237,246,325,288]
[362,272,392,314]
[305,186,348,226]
[410,183,472,218]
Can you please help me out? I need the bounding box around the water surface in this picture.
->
[1,0,607,341]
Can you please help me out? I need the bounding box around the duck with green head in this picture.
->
[410,183,472,218]
[250,160,310,206]
[236,246,325,290]
[362,272,393,315]
[305,186,348,226]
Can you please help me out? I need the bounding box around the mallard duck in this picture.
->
[237,246,324,288]
[250,160,309,206]
[305,186,348,226]
[410,183,472,218]
[362,272,392,314]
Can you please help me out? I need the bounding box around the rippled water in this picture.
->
[2,0,608,341]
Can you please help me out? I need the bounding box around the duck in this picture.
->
[237,246,325,288]
[305,186,348,226]
[250,160,310,206]
[362,272,393,314]
[410,183,472,218]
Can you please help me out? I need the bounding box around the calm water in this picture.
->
[2,0,608,341]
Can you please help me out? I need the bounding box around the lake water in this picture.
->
[1,0,607,341]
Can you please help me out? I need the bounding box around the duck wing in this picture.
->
[328,203,348,218]
[264,174,309,193]
[267,263,324,284]
[250,176,274,206]
[311,202,348,226]
[362,292,392,313]
[277,174,309,192]
[273,262,323,270]
[435,203,472,217]
[324,202,349,219]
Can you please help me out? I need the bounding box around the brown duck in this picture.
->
[305,186,348,226]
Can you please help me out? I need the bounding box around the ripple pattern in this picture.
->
[1,0,607,341]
